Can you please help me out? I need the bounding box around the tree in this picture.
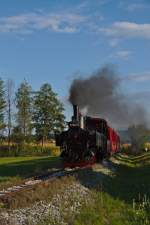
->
[33,83,65,146]
[15,80,33,142]
[0,78,6,134]
[6,79,14,149]
[128,124,149,153]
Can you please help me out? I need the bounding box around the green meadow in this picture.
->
[0,156,61,190]
[74,153,150,225]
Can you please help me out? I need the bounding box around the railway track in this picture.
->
[0,166,90,202]
[0,157,115,203]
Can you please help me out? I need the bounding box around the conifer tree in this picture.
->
[15,80,33,141]
[33,83,65,145]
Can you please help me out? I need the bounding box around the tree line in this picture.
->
[0,78,65,147]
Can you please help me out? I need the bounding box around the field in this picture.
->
[0,142,61,191]
[0,151,150,224]
[74,153,150,225]
[0,142,60,157]
[0,155,61,190]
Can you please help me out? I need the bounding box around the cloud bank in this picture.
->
[0,12,87,34]
[99,22,150,39]
[127,3,150,12]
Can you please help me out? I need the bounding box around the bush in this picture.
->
[121,144,148,156]
[0,143,60,157]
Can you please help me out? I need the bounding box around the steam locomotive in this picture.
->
[55,105,120,168]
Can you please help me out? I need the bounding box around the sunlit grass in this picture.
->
[0,155,61,190]
[74,152,150,225]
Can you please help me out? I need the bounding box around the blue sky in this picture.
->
[0,0,150,119]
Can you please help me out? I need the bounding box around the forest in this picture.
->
[0,78,65,156]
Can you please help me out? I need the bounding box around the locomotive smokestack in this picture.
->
[72,104,79,123]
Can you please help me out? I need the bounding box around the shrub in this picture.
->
[0,142,60,157]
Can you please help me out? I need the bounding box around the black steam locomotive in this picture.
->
[55,105,120,167]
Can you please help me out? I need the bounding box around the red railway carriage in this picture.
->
[55,105,120,167]
[107,127,120,154]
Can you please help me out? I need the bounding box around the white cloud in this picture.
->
[115,50,132,59]
[109,39,119,47]
[127,3,150,12]
[0,12,87,34]
[109,50,132,60]
[123,72,150,82]
[99,21,150,39]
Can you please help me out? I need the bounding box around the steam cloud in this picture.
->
[69,66,148,129]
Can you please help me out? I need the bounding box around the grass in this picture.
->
[94,153,150,204]
[1,150,150,224]
[115,152,150,165]
[0,176,75,209]
[0,156,62,190]
[74,191,149,225]
[73,152,150,225]
[35,152,150,225]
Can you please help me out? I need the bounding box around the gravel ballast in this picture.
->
[0,182,90,225]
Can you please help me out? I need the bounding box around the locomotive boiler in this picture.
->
[55,105,120,167]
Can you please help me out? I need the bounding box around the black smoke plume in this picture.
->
[69,66,148,129]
